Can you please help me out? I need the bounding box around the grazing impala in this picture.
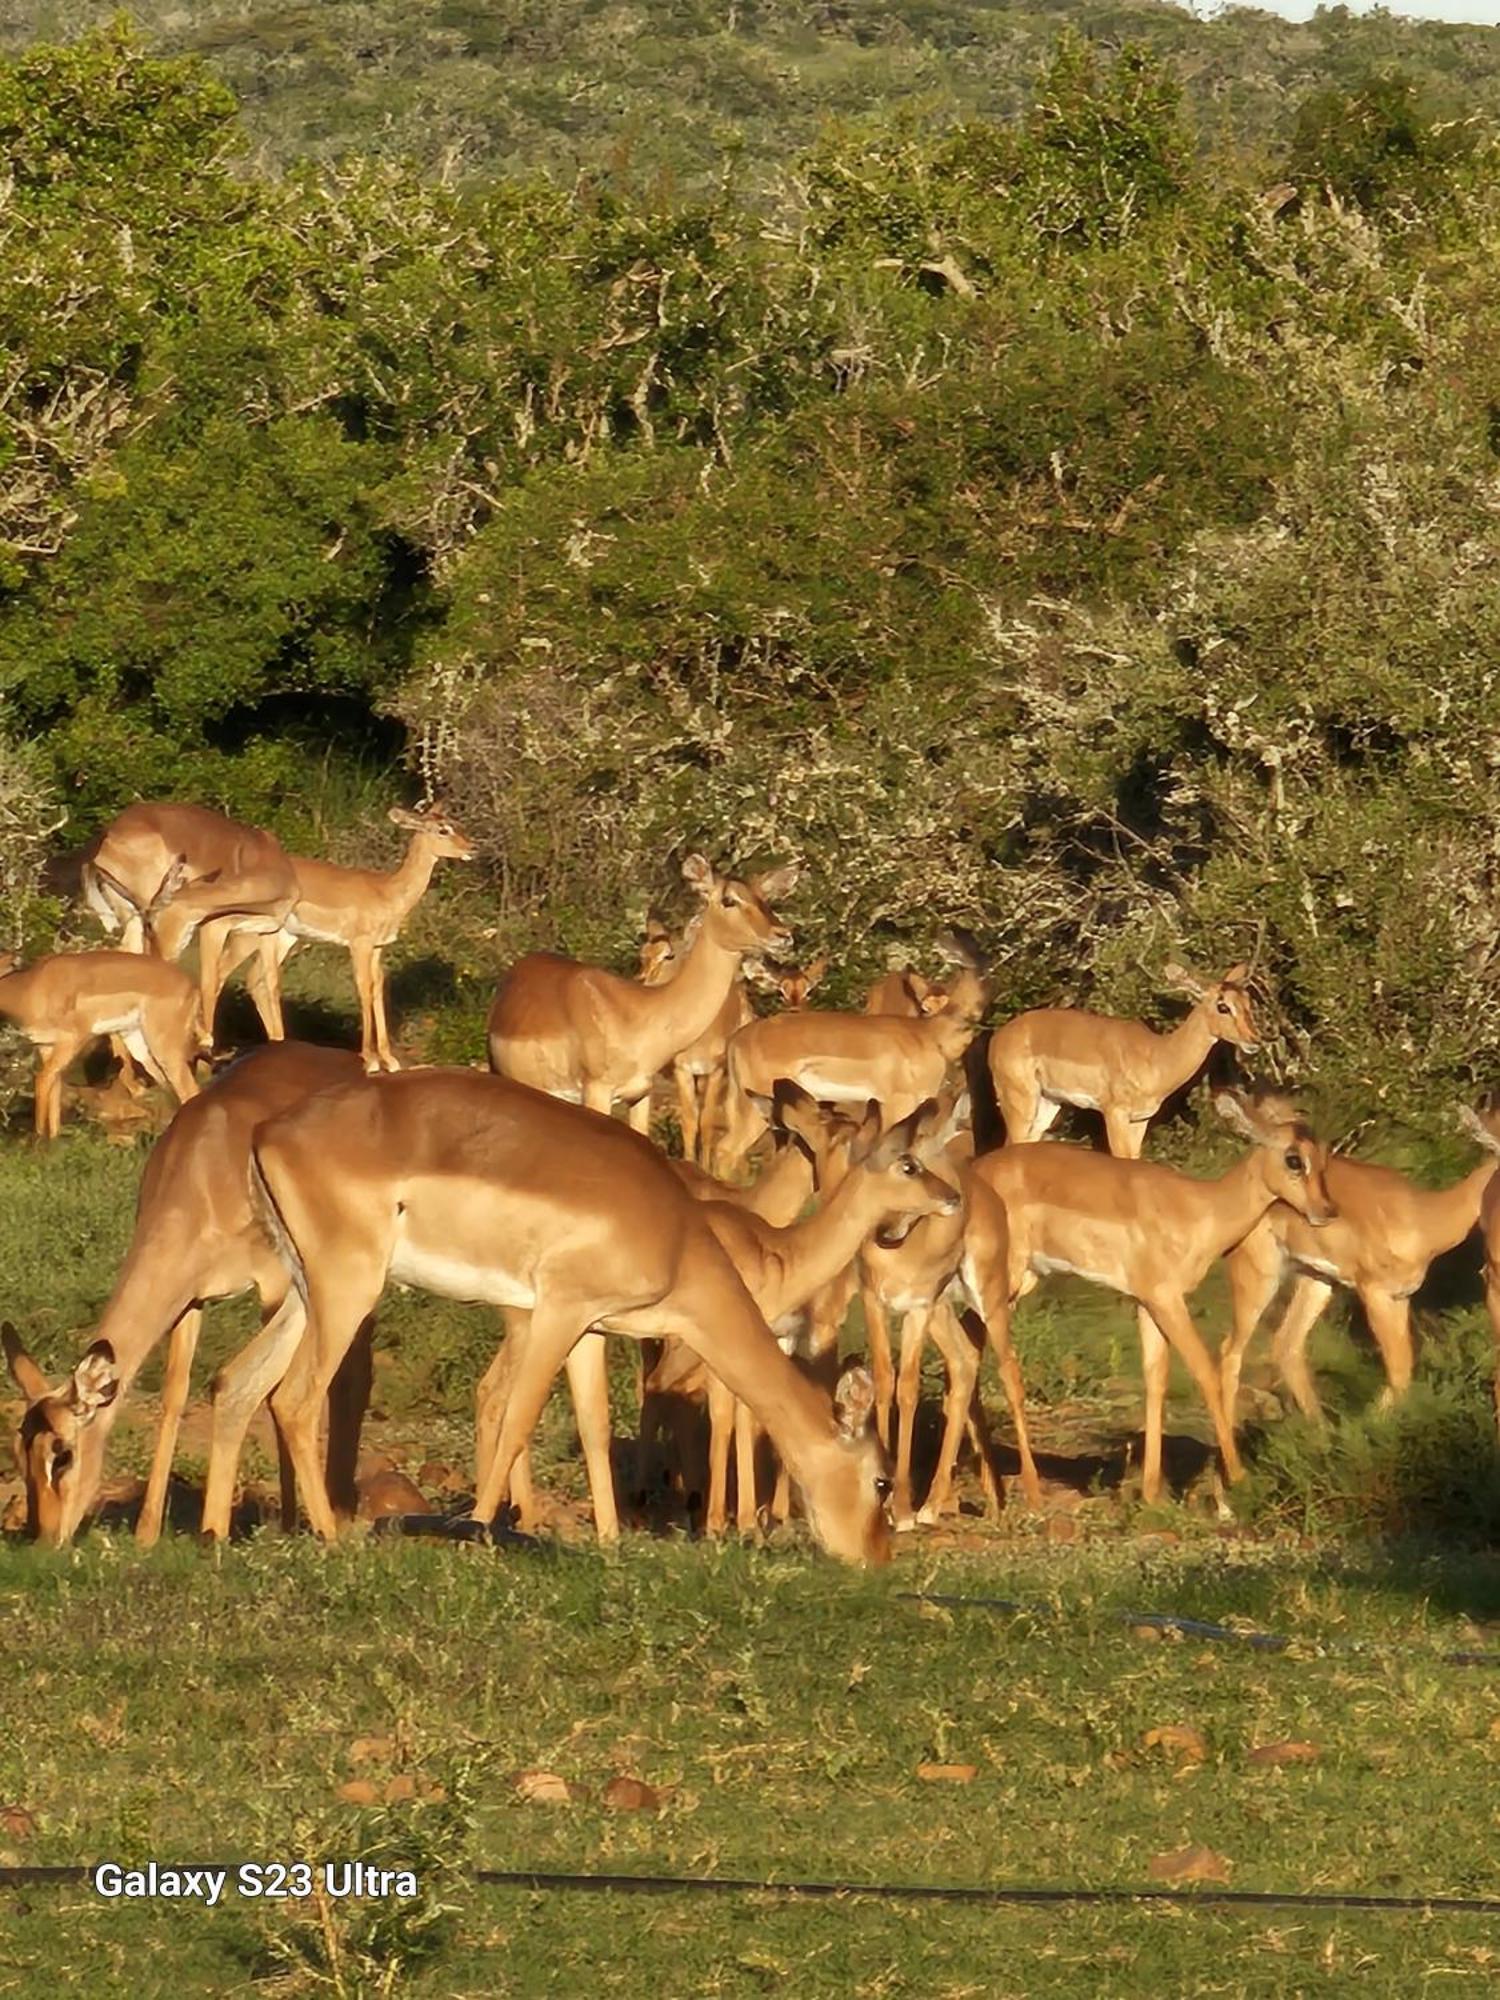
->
[0,950,203,1138]
[1,1043,366,1544]
[1222,1101,1500,1425]
[987,961,1260,1157]
[489,855,797,1133]
[82,801,299,1043]
[717,967,989,1173]
[217,803,475,1073]
[966,1092,1336,1503]
[224,1069,891,1563]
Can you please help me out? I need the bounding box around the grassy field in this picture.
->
[5,963,1500,1995]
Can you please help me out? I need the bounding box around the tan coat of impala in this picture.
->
[863,969,948,1017]
[1472,1117,1500,1433]
[718,967,989,1173]
[0,950,203,1138]
[2,1042,365,1545]
[240,1068,893,1564]
[82,801,299,1043]
[987,962,1260,1157]
[967,1092,1336,1504]
[1222,1103,1500,1425]
[216,804,476,1072]
[488,855,797,1132]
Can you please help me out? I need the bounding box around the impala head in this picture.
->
[638,919,678,987]
[681,853,796,959]
[908,972,950,1017]
[799,1360,893,1566]
[1165,960,1259,1054]
[855,1097,965,1247]
[388,802,476,863]
[771,954,828,1009]
[1214,1090,1336,1225]
[3,1326,120,1545]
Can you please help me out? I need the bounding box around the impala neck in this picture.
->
[1149,1005,1221,1098]
[1204,1151,1288,1263]
[383,834,444,924]
[637,917,744,1065]
[769,1168,900,1315]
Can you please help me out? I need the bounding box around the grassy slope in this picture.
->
[9,1,1500,189]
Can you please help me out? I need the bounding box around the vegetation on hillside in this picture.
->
[2,16,1500,1139]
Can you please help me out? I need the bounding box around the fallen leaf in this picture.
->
[916,1763,978,1784]
[1142,1726,1208,1765]
[383,1774,418,1804]
[1247,1740,1321,1767]
[0,1805,37,1840]
[348,1736,395,1765]
[336,1780,381,1807]
[515,1770,579,1806]
[1130,1624,1165,1644]
[1147,1844,1231,1884]
[601,1775,661,1811]
[417,1779,448,1804]
[1045,1515,1078,1544]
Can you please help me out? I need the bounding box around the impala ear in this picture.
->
[1222,961,1252,986]
[1164,960,1207,999]
[834,1362,878,1442]
[67,1341,119,1419]
[1,1322,49,1404]
[1213,1090,1263,1142]
[681,853,716,899]
[387,805,426,830]
[752,861,800,903]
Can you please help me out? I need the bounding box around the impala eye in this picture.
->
[723,892,740,909]
[47,1444,73,1487]
[1284,1151,1305,1174]
[874,1476,893,1502]
[1217,1001,1231,1014]
[899,1156,920,1175]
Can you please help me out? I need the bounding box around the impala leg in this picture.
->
[1142,1291,1244,1491]
[194,917,234,1049]
[470,1305,597,1529]
[859,1275,895,1451]
[474,1314,537,1528]
[136,1308,202,1547]
[625,1094,653,1137]
[672,1062,700,1160]
[1138,1304,1170,1504]
[699,1069,729,1170]
[563,1331,619,1542]
[350,941,380,1075]
[110,1036,148,1097]
[139,1008,201,1105]
[325,1315,374,1520]
[1103,1108,1146,1159]
[1486,1258,1500,1436]
[1361,1288,1415,1410]
[367,948,400,1072]
[704,1373,735,1537]
[1269,1276,1336,1422]
[890,1304,925,1525]
[1220,1223,1283,1426]
[975,1283,1042,1508]
[938,1303,1006,1518]
[201,1294,308,1540]
[246,933,292,1041]
[961,1184,1043,1507]
[35,1040,77,1141]
[733,1397,760,1533]
[918,1301,982,1524]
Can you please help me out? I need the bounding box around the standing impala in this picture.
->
[2,1042,367,1544]
[966,1092,1336,1504]
[489,854,796,1131]
[1221,1101,1500,1425]
[216,803,475,1073]
[82,801,299,1044]
[987,962,1260,1157]
[223,1068,891,1563]
[717,968,989,1173]
[0,950,203,1138]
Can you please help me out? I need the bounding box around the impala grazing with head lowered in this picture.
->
[488,855,796,1133]
[1221,1101,1500,1426]
[966,1091,1335,1503]
[82,801,300,1044]
[2,1043,367,1545]
[215,802,475,1073]
[234,1068,892,1563]
[0,949,204,1138]
[717,967,989,1174]
[988,961,1260,1158]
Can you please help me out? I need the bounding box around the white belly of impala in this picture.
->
[1032,1250,1118,1291]
[387,1237,535,1309]
[88,1010,142,1036]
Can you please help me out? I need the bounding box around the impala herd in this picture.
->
[5,798,1500,1565]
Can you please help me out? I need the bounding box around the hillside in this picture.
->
[10,2,1500,187]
